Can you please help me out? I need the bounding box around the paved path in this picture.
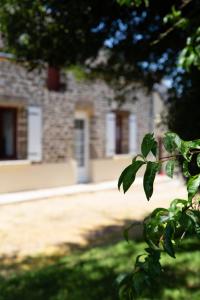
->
[0,177,186,257]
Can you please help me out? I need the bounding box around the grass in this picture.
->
[0,237,199,300]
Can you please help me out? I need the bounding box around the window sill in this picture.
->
[0,160,31,167]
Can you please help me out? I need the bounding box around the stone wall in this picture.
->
[0,60,75,163]
[130,88,153,148]
[0,59,153,164]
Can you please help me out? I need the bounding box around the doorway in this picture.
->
[74,112,89,183]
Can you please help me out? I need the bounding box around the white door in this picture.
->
[28,106,42,162]
[106,112,116,157]
[75,112,89,183]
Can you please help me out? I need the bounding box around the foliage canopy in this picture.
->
[117,0,200,71]
[1,0,199,84]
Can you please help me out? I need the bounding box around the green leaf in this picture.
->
[176,17,189,30]
[151,207,170,224]
[118,161,145,193]
[163,223,176,258]
[183,160,190,177]
[178,212,193,233]
[118,0,148,7]
[180,141,192,161]
[163,133,195,161]
[151,140,158,158]
[163,132,175,153]
[180,140,200,162]
[143,162,160,200]
[117,273,134,300]
[132,154,144,163]
[197,153,200,167]
[186,210,200,236]
[150,207,169,219]
[141,133,155,158]
[187,174,200,200]
[144,211,167,250]
[165,159,176,178]
[163,132,181,153]
[174,135,182,149]
[170,199,187,212]
[118,165,130,190]
[188,139,200,149]
[169,199,187,221]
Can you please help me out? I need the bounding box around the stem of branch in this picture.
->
[158,149,200,163]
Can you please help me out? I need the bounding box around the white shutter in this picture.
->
[129,114,137,154]
[106,112,116,157]
[28,106,42,162]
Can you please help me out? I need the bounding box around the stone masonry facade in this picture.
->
[0,58,153,163]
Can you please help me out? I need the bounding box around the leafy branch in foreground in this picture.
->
[118,132,200,299]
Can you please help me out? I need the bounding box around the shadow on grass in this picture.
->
[0,219,143,275]
[0,259,119,300]
[0,220,199,300]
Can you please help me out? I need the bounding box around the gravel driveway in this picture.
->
[0,177,186,257]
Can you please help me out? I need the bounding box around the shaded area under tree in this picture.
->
[0,220,199,300]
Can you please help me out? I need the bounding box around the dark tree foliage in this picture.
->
[89,0,189,86]
[1,0,197,82]
[1,0,200,133]
[168,68,200,141]
[0,0,124,68]
[167,68,200,175]
[90,0,200,85]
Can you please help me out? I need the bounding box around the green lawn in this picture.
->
[0,238,199,300]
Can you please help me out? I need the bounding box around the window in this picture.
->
[0,108,17,160]
[106,111,137,157]
[115,111,129,154]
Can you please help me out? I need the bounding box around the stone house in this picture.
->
[0,54,157,193]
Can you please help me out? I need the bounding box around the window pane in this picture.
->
[75,119,85,167]
[116,114,123,154]
[115,112,129,154]
[0,109,16,159]
[2,111,15,156]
